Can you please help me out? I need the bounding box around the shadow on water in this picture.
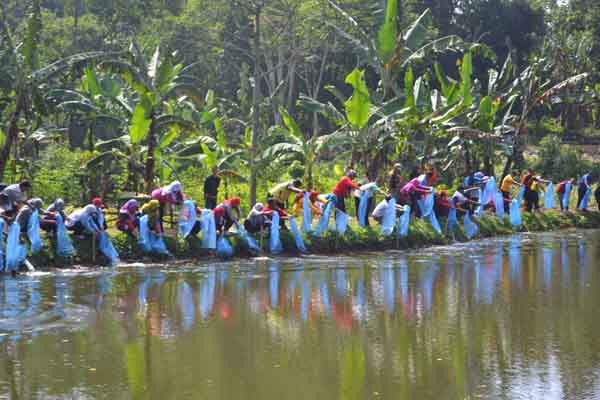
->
[0,231,600,399]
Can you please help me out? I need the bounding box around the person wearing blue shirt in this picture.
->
[577,173,594,210]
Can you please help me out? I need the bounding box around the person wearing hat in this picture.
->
[140,200,162,234]
[116,199,140,237]
[151,180,186,230]
[292,190,328,218]
[268,179,304,209]
[91,197,108,230]
[332,170,361,213]
[66,205,102,237]
[244,203,268,234]
[40,198,66,234]
[16,198,45,233]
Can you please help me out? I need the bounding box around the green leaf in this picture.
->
[205,90,215,107]
[83,67,102,97]
[159,125,180,149]
[377,0,398,63]
[460,52,473,107]
[129,104,152,144]
[404,67,415,109]
[403,9,432,52]
[201,143,217,168]
[214,118,226,149]
[279,107,303,141]
[344,69,371,130]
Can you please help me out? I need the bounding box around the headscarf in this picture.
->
[51,198,65,212]
[29,198,44,210]
[164,181,182,195]
[120,199,139,215]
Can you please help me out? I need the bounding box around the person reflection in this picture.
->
[178,281,195,332]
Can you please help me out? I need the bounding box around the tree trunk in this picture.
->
[145,115,157,193]
[0,97,23,180]
[249,8,262,206]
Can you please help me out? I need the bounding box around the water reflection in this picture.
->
[0,231,599,399]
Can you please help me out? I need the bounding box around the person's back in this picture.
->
[204,171,221,209]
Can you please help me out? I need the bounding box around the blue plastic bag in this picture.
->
[447,206,457,232]
[482,177,497,205]
[315,200,334,237]
[289,217,307,253]
[201,209,217,249]
[429,211,442,235]
[381,198,396,236]
[139,215,169,255]
[0,218,5,270]
[398,205,410,237]
[216,235,234,259]
[494,191,505,219]
[179,200,197,239]
[237,223,261,253]
[516,186,526,203]
[302,192,313,233]
[27,210,43,255]
[98,232,119,266]
[563,182,572,210]
[463,212,479,239]
[544,182,555,209]
[418,193,434,217]
[474,188,484,218]
[579,188,592,210]
[55,214,75,257]
[335,210,349,235]
[269,212,283,254]
[509,199,522,227]
[358,191,369,227]
[5,222,25,272]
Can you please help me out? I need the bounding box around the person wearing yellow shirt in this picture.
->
[527,176,550,212]
[268,179,303,209]
[292,191,328,217]
[500,170,522,211]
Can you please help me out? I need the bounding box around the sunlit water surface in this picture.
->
[1,230,600,399]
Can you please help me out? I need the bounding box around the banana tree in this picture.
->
[100,44,205,191]
[263,107,329,188]
[327,2,463,99]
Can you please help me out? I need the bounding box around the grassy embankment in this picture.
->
[28,210,600,268]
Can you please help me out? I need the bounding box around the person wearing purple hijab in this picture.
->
[116,199,140,237]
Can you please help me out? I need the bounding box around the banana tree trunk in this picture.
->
[0,96,24,180]
[145,115,157,193]
[249,8,262,206]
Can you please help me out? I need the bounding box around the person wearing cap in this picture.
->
[151,180,185,229]
[116,199,140,237]
[41,198,66,234]
[16,198,45,233]
[140,200,162,234]
[332,170,361,213]
[203,166,221,210]
[292,191,328,217]
[0,180,31,214]
[91,197,108,230]
[268,179,304,209]
[353,178,386,226]
[387,164,404,201]
[244,203,268,234]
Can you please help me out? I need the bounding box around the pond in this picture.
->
[1,230,600,399]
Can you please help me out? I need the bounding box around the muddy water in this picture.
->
[1,230,600,399]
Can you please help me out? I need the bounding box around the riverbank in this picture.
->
[25,210,600,269]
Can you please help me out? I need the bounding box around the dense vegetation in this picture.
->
[1,0,599,209]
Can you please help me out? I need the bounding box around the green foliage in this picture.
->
[535,135,591,181]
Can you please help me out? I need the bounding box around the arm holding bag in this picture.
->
[358,191,369,228]
[179,200,197,239]
[56,214,75,257]
[216,235,234,259]
[509,199,522,227]
[289,217,307,253]
[302,192,313,233]
[399,205,411,237]
[381,198,396,236]
[27,210,43,255]
[98,232,119,266]
[269,212,283,254]
[315,200,334,237]
[544,182,555,209]
[335,210,349,235]
[201,209,217,249]
[463,212,479,239]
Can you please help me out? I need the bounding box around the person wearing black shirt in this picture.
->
[204,166,221,209]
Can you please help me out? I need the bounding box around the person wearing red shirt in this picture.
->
[263,199,290,229]
[332,170,360,213]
